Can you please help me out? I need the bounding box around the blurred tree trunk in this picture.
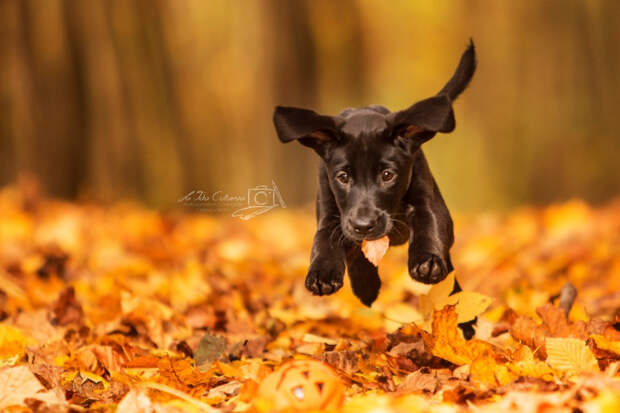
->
[262,0,320,205]
[1,0,83,197]
[264,0,366,205]
[0,0,23,185]
[1,0,618,209]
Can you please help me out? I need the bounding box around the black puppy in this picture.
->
[273,41,477,338]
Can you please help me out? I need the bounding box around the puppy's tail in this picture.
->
[437,39,477,101]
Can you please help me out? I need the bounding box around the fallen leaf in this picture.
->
[116,389,154,413]
[388,341,425,358]
[296,342,324,355]
[0,324,35,365]
[419,272,457,319]
[510,315,547,358]
[302,333,337,346]
[396,370,438,393]
[207,380,242,400]
[194,333,227,371]
[319,350,360,375]
[545,337,599,374]
[1,185,620,412]
[431,305,511,385]
[431,305,500,365]
[470,355,514,386]
[157,357,211,388]
[507,345,554,380]
[591,334,620,357]
[537,303,574,338]
[49,286,83,326]
[0,365,64,409]
[420,272,493,324]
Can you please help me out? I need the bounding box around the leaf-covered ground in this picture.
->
[0,184,619,412]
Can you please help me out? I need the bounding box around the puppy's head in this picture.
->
[273,41,476,242]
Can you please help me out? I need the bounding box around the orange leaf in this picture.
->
[361,236,390,266]
[431,305,499,366]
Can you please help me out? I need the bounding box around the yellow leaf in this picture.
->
[382,303,424,332]
[216,360,244,378]
[61,370,78,386]
[419,272,455,319]
[419,272,493,324]
[507,345,554,380]
[61,370,110,390]
[470,356,516,386]
[79,371,110,389]
[0,324,36,363]
[302,333,338,346]
[444,292,494,324]
[53,355,70,367]
[494,364,516,386]
[545,337,599,374]
[582,390,620,413]
[591,334,620,356]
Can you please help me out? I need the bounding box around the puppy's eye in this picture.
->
[336,171,350,184]
[381,170,396,182]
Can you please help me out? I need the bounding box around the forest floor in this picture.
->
[0,184,619,412]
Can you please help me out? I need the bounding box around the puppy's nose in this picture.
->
[350,217,376,236]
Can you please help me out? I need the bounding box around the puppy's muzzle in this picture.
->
[344,211,389,241]
[350,216,376,236]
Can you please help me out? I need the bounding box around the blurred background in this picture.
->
[1,0,618,211]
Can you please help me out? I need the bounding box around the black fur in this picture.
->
[273,41,477,339]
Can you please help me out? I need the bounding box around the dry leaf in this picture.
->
[1,184,620,412]
[49,286,83,326]
[116,389,155,413]
[302,333,338,346]
[207,380,242,400]
[431,305,500,367]
[545,337,599,374]
[419,272,457,319]
[396,370,438,393]
[507,345,554,380]
[0,324,35,365]
[471,355,514,386]
[420,272,493,324]
[0,365,64,409]
[591,334,620,356]
[361,236,390,266]
[445,292,494,324]
[194,333,226,370]
[430,305,516,386]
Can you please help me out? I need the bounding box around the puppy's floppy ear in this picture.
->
[389,40,476,147]
[388,95,455,146]
[273,106,342,155]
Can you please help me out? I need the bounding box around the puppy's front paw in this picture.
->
[305,260,344,296]
[409,253,448,284]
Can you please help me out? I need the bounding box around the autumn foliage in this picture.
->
[0,184,619,412]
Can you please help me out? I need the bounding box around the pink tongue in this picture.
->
[361,236,390,267]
